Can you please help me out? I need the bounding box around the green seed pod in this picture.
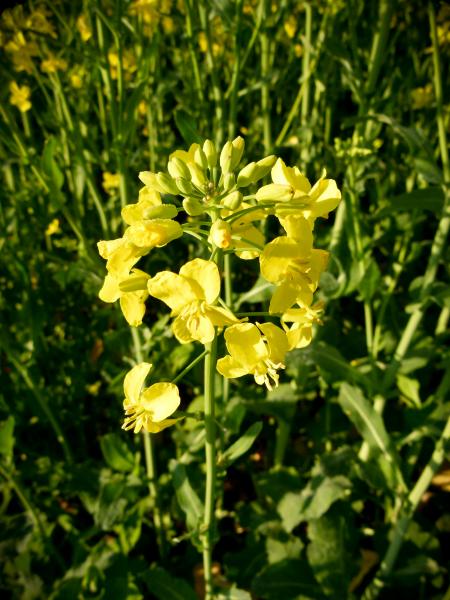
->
[236,162,257,187]
[222,190,243,210]
[168,157,191,180]
[219,141,233,174]
[156,172,179,195]
[194,146,208,171]
[183,197,205,216]
[175,177,195,196]
[203,139,217,170]
[255,183,294,202]
[230,136,245,171]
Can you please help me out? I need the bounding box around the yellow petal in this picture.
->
[99,274,120,303]
[145,418,179,433]
[179,258,220,304]
[124,362,152,404]
[217,355,248,379]
[148,271,200,314]
[120,291,147,327]
[203,304,239,326]
[271,158,311,194]
[121,189,162,225]
[172,309,215,344]
[308,178,341,218]
[106,242,143,278]
[233,224,265,260]
[279,215,313,244]
[97,237,124,259]
[140,382,180,422]
[286,323,313,349]
[224,323,267,368]
[125,219,182,248]
[269,281,299,313]
[260,237,310,284]
[257,322,289,364]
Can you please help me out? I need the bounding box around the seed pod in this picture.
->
[168,157,191,180]
[156,172,179,195]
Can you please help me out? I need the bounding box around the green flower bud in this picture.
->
[254,155,277,179]
[236,162,257,187]
[255,183,294,202]
[222,190,243,210]
[156,172,179,195]
[223,172,236,191]
[194,147,208,171]
[144,204,178,220]
[209,219,232,249]
[183,197,205,216]
[168,157,191,180]
[219,141,233,174]
[187,162,207,187]
[203,139,217,170]
[138,171,165,193]
[230,136,245,171]
[176,178,195,196]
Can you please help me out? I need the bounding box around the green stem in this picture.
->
[300,3,312,127]
[260,0,272,153]
[202,335,218,600]
[227,0,243,139]
[362,415,450,599]
[274,419,290,468]
[184,0,204,105]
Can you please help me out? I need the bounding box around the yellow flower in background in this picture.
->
[217,322,289,390]
[102,172,121,193]
[45,218,60,236]
[41,53,68,73]
[260,215,329,312]
[5,32,39,73]
[411,84,433,110]
[26,6,57,38]
[99,268,150,327]
[108,49,137,80]
[76,14,92,42]
[284,14,297,39]
[147,258,239,344]
[9,81,32,112]
[69,66,86,89]
[122,362,180,433]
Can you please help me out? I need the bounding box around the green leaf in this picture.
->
[358,260,381,302]
[42,137,64,191]
[143,566,197,600]
[170,460,203,532]
[251,559,324,600]
[397,374,421,408]
[307,506,356,598]
[217,586,252,600]
[235,275,274,309]
[218,421,263,467]
[306,342,369,388]
[377,187,444,216]
[94,478,127,530]
[174,110,202,145]
[414,158,443,184]
[278,475,351,532]
[100,433,135,472]
[338,383,406,493]
[0,416,15,458]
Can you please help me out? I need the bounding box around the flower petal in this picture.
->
[203,304,239,327]
[172,310,215,344]
[271,158,311,194]
[99,274,121,303]
[124,362,152,404]
[120,291,148,327]
[179,258,220,304]
[140,382,180,422]
[257,322,289,364]
[148,271,200,314]
[268,281,299,313]
[217,355,248,379]
[224,323,267,368]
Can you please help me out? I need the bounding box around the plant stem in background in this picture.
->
[260,0,272,154]
[184,0,204,106]
[202,335,218,600]
[227,0,243,139]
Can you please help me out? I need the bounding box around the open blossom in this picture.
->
[99,268,150,327]
[217,322,289,390]
[9,81,32,112]
[281,302,324,349]
[260,215,329,313]
[147,258,239,344]
[122,363,180,433]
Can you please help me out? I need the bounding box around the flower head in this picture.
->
[217,322,289,390]
[9,81,31,112]
[147,258,239,344]
[122,363,180,433]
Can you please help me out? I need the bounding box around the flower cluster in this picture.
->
[97,137,341,432]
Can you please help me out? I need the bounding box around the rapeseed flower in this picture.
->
[217,322,289,390]
[9,81,31,112]
[102,172,121,193]
[122,362,180,433]
[76,15,92,42]
[99,268,150,327]
[281,302,324,349]
[147,258,239,344]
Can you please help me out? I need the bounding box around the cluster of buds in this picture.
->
[97,137,341,433]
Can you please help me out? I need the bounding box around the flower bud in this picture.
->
[254,155,277,179]
[187,162,207,187]
[183,197,205,216]
[168,157,191,180]
[230,136,245,171]
[176,178,195,196]
[143,204,178,220]
[139,171,166,193]
[222,172,236,191]
[194,147,208,171]
[156,172,179,195]
[255,183,294,202]
[236,162,257,187]
[203,139,217,170]
[219,141,233,174]
[209,219,232,249]
[222,190,243,210]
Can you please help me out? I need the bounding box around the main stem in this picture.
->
[202,335,218,600]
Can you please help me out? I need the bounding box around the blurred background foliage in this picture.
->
[0,0,449,598]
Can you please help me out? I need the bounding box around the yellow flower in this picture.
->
[256,158,341,223]
[260,215,329,312]
[102,172,121,193]
[45,218,60,236]
[26,7,57,38]
[5,33,39,73]
[41,53,68,73]
[122,363,180,433]
[76,14,92,42]
[147,258,239,344]
[220,203,266,260]
[411,84,433,110]
[108,49,137,80]
[99,268,150,327]
[284,15,297,39]
[69,67,86,89]
[217,322,289,390]
[9,81,31,112]
[281,302,324,349]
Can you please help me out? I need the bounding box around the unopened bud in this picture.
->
[194,147,208,171]
[139,171,165,193]
[187,162,207,187]
[222,172,236,191]
[220,141,233,174]
[183,197,205,216]
[209,219,232,249]
[203,139,217,170]
[237,162,257,187]
[168,157,191,180]
[176,178,195,196]
[156,172,179,195]
[144,204,178,220]
[222,190,243,210]
[254,155,277,179]
[255,183,295,202]
[230,136,245,171]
